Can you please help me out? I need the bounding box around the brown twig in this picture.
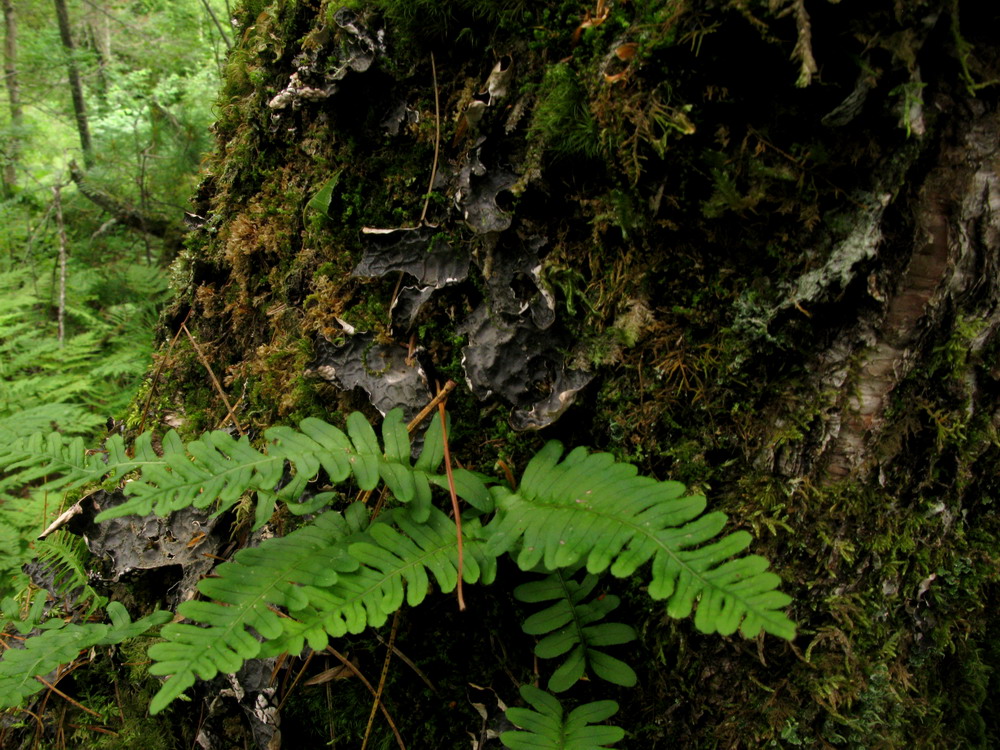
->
[138,308,191,435]
[362,609,401,750]
[325,646,407,750]
[437,384,465,610]
[276,650,315,713]
[374,632,438,694]
[214,396,244,430]
[418,52,440,226]
[407,379,456,432]
[34,675,102,719]
[181,322,244,436]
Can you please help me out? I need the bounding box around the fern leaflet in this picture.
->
[486,441,796,640]
[515,569,636,692]
[500,685,623,750]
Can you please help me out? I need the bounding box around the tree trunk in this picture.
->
[53,0,93,169]
[1,0,23,196]
[116,1,1000,747]
[53,180,67,345]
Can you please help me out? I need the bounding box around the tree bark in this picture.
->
[105,1,1000,747]
[1,0,23,196]
[53,0,93,169]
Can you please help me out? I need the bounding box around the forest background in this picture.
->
[0,0,229,445]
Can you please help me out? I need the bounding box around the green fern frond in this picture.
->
[0,431,136,494]
[486,441,796,640]
[33,533,107,613]
[0,601,170,709]
[501,685,624,750]
[515,569,636,692]
[147,504,495,714]
[0,403,105,441]
[96,408,491,526]
[0,527,32,600]
[255,511,495,664]
[146,505,367,714]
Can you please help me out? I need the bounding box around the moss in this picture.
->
[530,62,602,160]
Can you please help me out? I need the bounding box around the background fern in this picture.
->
[0,262,168,443]
[0,601,170,710]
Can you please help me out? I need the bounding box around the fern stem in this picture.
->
[182,323,244,436]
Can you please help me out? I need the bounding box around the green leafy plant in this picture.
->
[0,407,796,746]
[0,263,169,447]
[515,569,637,693]
[0,601,170,710]
[530,63,601,160]
[501,685,624,750]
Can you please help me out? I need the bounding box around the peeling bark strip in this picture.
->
[822,105,1000,480]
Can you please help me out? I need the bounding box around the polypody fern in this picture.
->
[0,406,796,745]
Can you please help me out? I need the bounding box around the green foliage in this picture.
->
[147,503,497,713]
[0,262,169,446]
[1,407,795,738]
[0,601,170,710]
[32,532,107,614]
[487,441,797,639]
[501,685,624,750]
[306,170,342,215]
[91,408,491,527]
[0,430,139,498]
[515,569,637,693]
[361,0,531,50]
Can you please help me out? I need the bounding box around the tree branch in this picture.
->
[68,160,185,253]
